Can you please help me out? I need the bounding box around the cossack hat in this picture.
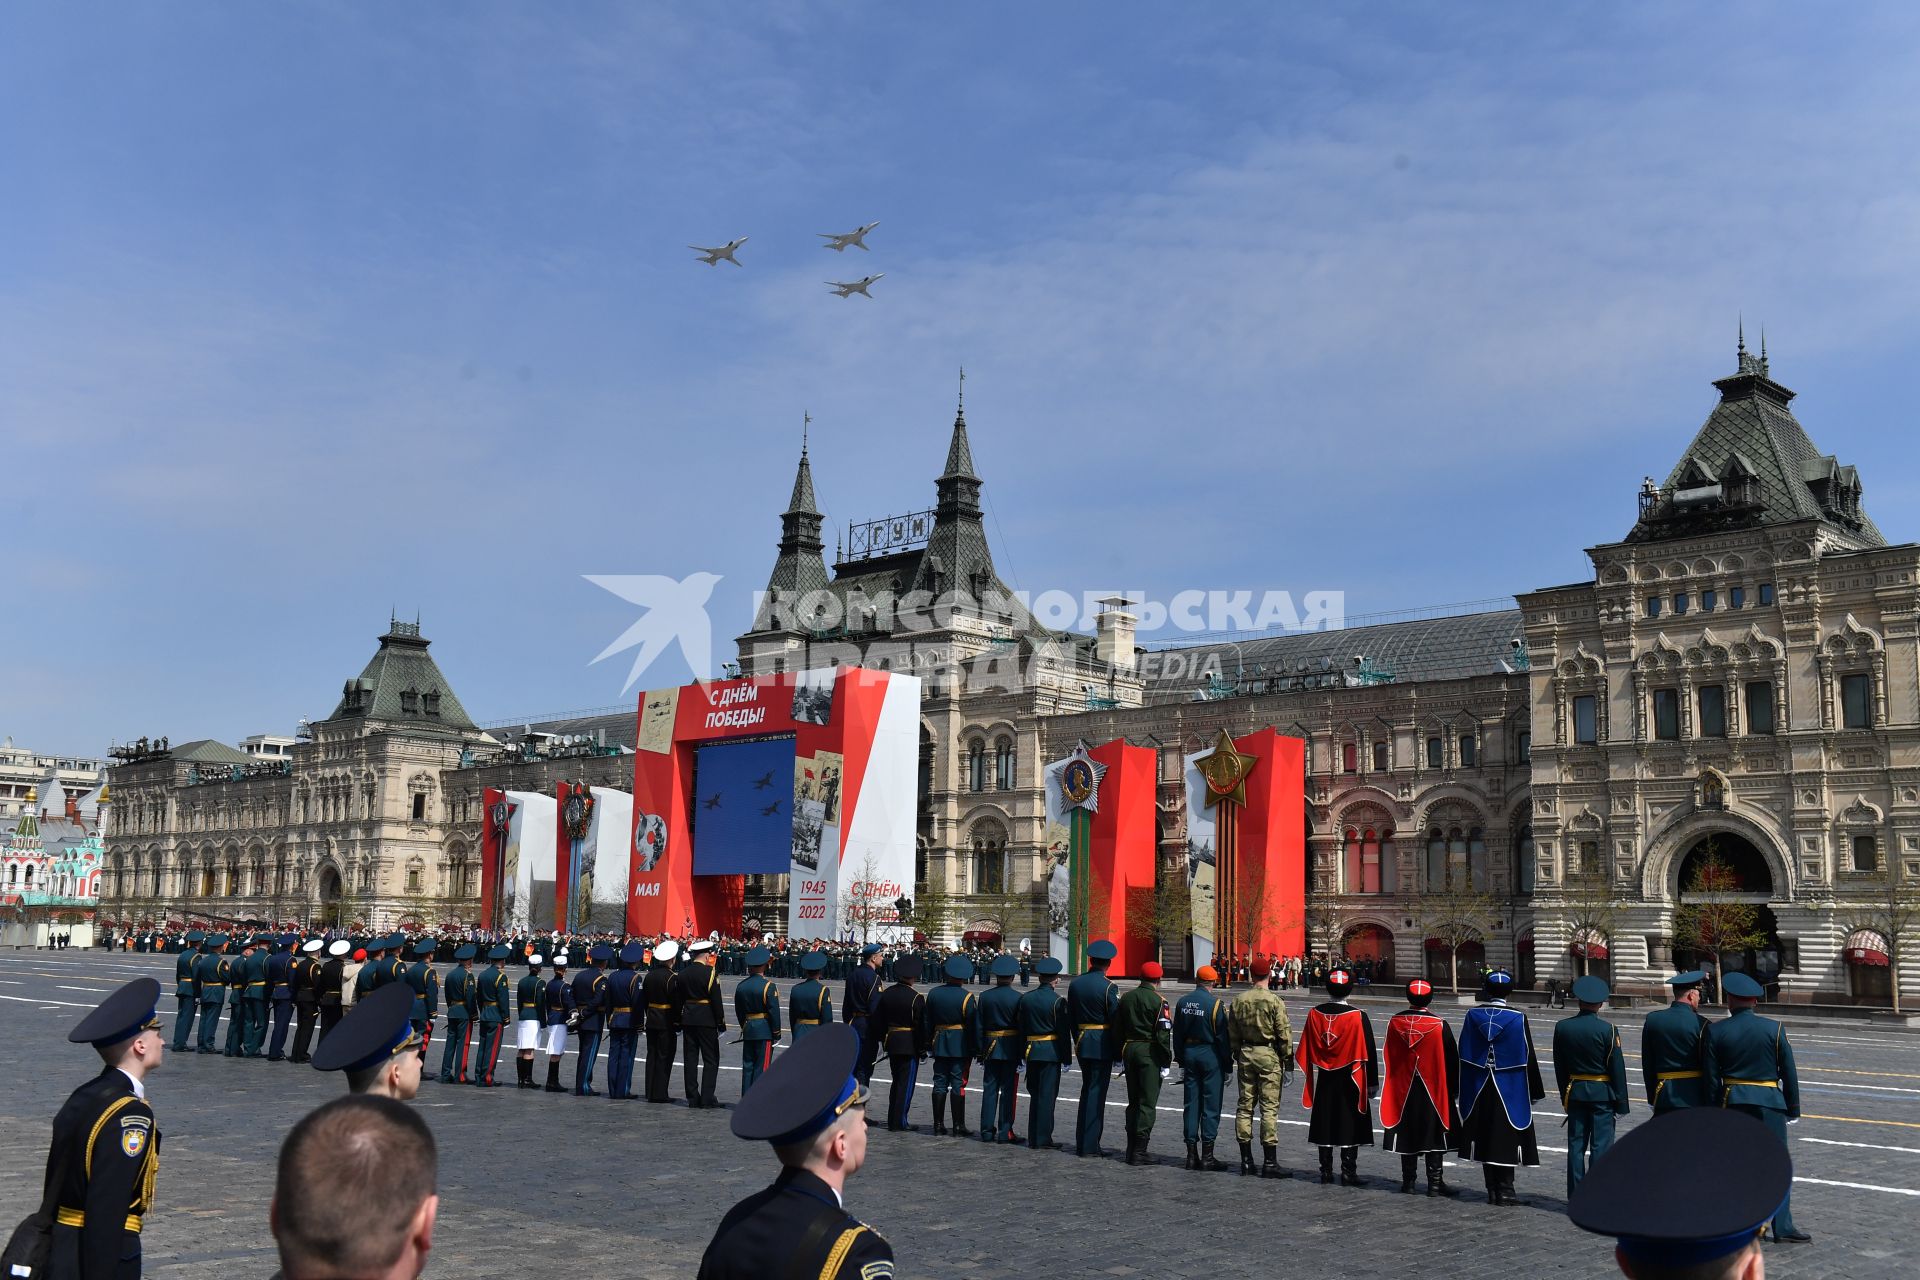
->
[1481,968,1515,997]
[1326,968,1353,995]
[1406,978,1434,1006]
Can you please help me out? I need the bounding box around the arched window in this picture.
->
[967,740,986,793]
[995,736,1015,791]
[971,821,1007,894]
[1344,825,1397,895]
[1342,743,1358,773]
[1426,825,1487,891]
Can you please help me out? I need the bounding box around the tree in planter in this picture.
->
[1562,862,1619,979]
[906,865,963,947]
[1417,883,1500,994]
[1303,897,1346,967]
[1839,853,1920,1014]
[1671,842,1769,1005]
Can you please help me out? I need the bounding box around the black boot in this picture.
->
[544,1060,564,1093]
[1201,1140,1229,1172]
[1318,1147,1335,1184]
[1425,1153,1454,1198]
[932,1096,948,1136]
[1400,1154,1418,1193]
[1340,1147,1362,1187]
[1239,1140,1256,1176]
[1483,1166,1499,1205]
[1261,1145,1286,1179]
[1493,1167,1526,1207]
[1185,1141,1200,1171]
[951,1097,968,1138]
[1125,1136,1145,1166]
[519,1058,534,1088]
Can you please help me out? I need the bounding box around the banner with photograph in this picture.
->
[1184,750,1218,974]
[502,789,556,935]
[1042,760,1073,962]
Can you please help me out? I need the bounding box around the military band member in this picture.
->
[1380,978,1458,1196]
[1116,961,1172,1165]
[1297,968,1378,1186]
[311,983,424,1100]
[170,930,203,1052]
[789,951,833,1045]
[1455,968,1545,1207]
[874,954,928,1130]
[681,939,726,1107]
[978,955,1025,1143]
[637,939,681,1103]
[1017,956,1071,1150]
[1173,964,1231,1171]
[572,944,612,1096]
[605,942,645,1100]
[1641,970,1711,1112]
[1570,1107,1789,1280]
[31,978,166,1280]
[288,938,324,1065]
[265,935,297,1061]
[924,954,980,1137]
[1553,974,1630,1201]
[471,944,513,1087]
[697,1024,893,1279]
[542,954,573,1093]
[1227,964,1292,1178]
[1705,971,1809,1244]
[439,944,477,1084]
[843,943,885,1088]
[192,934,228,1055]
[514,953,548,1089]
[1068,939,1122,1158]
[736,947,783,1095]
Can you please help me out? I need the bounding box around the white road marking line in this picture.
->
[1794,1176,1920,1197]
[1802,1080,1920,1094]
[1802,1136,1920,1156]
[0,994,97,1008]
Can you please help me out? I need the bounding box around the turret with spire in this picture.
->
[914,368,1000,597]
[757,413,832,625]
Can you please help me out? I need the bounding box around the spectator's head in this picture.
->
[271,1096,438,1280]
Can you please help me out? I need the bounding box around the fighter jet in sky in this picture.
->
[817,222,879,252]
[689,237,748,266]
[752,771,776,790]
[704,793,723,810]
[760,801,782,816]
[825,274,884,298]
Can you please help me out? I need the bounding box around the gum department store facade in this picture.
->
[103,345,1919,1003]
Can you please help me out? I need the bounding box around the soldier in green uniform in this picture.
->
[788,951,833,1044]
[404,939,439,1057]
[1641,970,1711,1112]
[1227,961,1293,1178]
[736,946,783,1094]
[923,954,979,1136]
[1017,957,1071,1150]
[1173,963,1231,1171]
[221,936,250,1056]
[439,944,477,1084]
[241,934,271,1056]
[354,937,387,1002]
[1067,940,1122,1158]
[1551,974,1630,1201]
[1115,961,1172,1165]
[978,955,1026,1143]
[171,930,204,1051]
[471,944,513,1087]
[1705,971,1809,1244]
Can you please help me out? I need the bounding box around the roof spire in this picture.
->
[801,410,811,458]
[1737,315,1745,358]
[957,365,966,417]
[1760,326,1768,374]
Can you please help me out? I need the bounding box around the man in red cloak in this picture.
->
[1296,968,1378,1186]
[1380,978,1461,1196]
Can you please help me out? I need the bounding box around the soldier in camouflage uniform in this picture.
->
[1228,965,1294,1178]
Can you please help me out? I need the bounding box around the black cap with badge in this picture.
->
[70,978,164,1048]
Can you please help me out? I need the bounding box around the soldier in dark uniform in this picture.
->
[680,939,726,1107]
[1115,961,1172,1165]
[842,943,884,1088]
[288,938,324,1064]
[354,937,387,1003]
[223,937,252,1057]
[439,944,477,1084]
[605,942,645,1100]
[696,1024,893,1279]
[788,951,833,1045]
[1296,968,1379,1186]
[1017,956,1071,1150]
[311,983,424,1100]
[873,954,927,1131]
[317,938,349,1043]
[735,947,782,1094]
[192,934,228,1055]
[265,934,297,1061]
[978,954,1025,1143]
[638,939,682,1103]
[923,955,979,1137]
[514,953,549,1089]
[542,953,574,1093]
[1705,971,1809,1243]
[1067,939,1122,1158]
[1380,978,1459,1196]
[572,944,612,1096]
[240,934,271,1057]
[1455,968,1545,1207]
[404,939,439,1066]
[1553,975,1630,1201]
[169,931,203,1052]
[23,979,166,1280]
[1173,963,1231,1171]
[1641,970,1712,1113]
[471,944,513,1087]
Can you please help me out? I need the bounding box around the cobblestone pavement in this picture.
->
[3,951,1915,1279]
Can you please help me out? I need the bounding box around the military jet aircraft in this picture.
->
[825,274,884,298]
[689,237,748,266]
[817,222,879,252]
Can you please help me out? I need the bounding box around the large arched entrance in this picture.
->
[316,865,343,928]
[1426,933,1485,989]
[1340,923,1394,983]
[1672,833,1783,998]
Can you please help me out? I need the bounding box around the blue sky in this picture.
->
[7,3,1920,756]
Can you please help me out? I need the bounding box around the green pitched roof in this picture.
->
[325,621,478,732]
[169,739,255,766]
